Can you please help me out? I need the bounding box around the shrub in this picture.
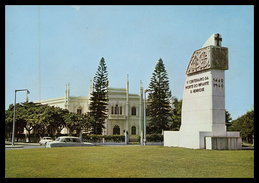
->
[82,134,103,142]
[136,135,140,142]
[82,134,163,143]
[82,134,125,143]
[104,135,125,142]
[136,134,163,142]
[146,134,163,142]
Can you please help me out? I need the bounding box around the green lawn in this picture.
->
[5,146,254,178]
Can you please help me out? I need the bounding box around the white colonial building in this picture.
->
[36,76,147,141]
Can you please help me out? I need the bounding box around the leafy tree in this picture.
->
[5,104,15,140]
[5,102,41,142]
[64,112,82,136]
[40,105,69,137]
[89,57,109,134]
[12,103,27,139]
[81,113,95,133]
[147,58,172,134]
[38,104,55,136]
[54,107,69,136]
[5,102,70,141]
[64,112,92,136]
[170,97,182,131]
[21,102,42,141]
[228,108,254,143]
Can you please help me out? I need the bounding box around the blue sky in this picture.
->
[5,5,253,120]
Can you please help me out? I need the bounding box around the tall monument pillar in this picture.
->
[164,33,242,150]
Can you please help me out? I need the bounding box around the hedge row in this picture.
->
[136,134,163,142]
[82,134,125,143]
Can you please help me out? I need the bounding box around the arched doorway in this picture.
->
[131,126,136,135]
[113,125,120,135]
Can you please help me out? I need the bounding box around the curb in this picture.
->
[5,145,24,148]
[5,142,40,146]
[242,146,254,150]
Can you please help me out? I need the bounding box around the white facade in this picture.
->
[35,77,145,141]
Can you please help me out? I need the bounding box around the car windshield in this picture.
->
[55,138,60,141]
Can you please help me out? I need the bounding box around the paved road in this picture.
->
[5,141,253,150]
[5,142,46,150]
[6,145,46,150]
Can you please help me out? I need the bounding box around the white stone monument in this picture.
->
[164,33,242,150]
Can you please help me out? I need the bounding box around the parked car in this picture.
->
[39,137,53,145]
[46,136,94,148]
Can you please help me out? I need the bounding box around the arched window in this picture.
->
[77,108,82,114]
[113,125,120,135]
[115,105,119,114]
[131,107,136,116]
[120,106,122,115]
[111,106,114,114]
[131,126,136,135]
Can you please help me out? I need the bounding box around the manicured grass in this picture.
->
[5,146,254,178]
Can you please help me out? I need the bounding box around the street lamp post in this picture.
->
[143,88,150,146]
[12,89,30,146]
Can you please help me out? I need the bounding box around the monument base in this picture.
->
[205,136,242,150]
[164,131,242,150]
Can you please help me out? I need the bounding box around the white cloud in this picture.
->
[71,6,80,11]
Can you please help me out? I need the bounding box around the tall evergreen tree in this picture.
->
[225,109,232,130]
[89,57,109,134]
[170,97,182,131]
[147,58,172,134]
